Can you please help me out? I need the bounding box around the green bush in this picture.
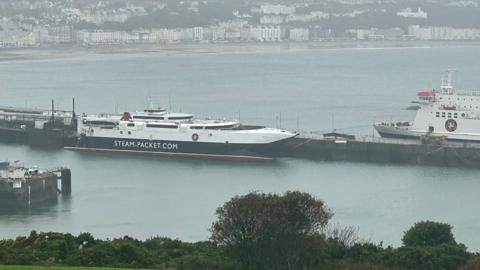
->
[402,221,457,247]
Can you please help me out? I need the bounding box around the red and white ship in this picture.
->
[375,71,480,142]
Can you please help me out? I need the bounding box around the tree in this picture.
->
[402,221,457,247]
[210,191,333,270]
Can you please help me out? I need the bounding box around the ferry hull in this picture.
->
[65,136,292,161]
[374,125,480,143]
[374,125,420,140]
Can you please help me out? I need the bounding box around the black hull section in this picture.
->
[66,136,292,161]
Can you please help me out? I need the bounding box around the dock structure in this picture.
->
[283,135,480,168]
[3,102,480,168]
[0,101,77,147]
[0,162,71,208]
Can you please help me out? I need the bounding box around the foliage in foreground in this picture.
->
[0,232,234,270]
[0,191,478,270]
[0,266,149,270]
[210,191,474,270]
[211,191,333,270]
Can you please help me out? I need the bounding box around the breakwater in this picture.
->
[283,136,480,168]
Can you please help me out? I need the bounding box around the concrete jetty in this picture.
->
[282,135,480,168]
[0,162,71,208]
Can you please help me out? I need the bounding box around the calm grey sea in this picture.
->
[1,46,480,249]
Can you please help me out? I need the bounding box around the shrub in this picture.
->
[402,221,457,247]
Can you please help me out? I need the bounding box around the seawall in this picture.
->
[282,137,480,168]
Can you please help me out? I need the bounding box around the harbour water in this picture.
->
[1,45,480,249]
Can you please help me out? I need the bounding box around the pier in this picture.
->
[0,102,77,147]
[0,163,71,208]
[283,135,480,168]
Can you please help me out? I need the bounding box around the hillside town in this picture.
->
[1,0,480,48]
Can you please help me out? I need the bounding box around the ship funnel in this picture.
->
[441,70,456,94]
[120,112,132,121]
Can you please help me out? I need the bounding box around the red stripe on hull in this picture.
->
[64,147,273,162]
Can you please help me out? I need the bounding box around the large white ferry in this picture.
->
[65,108,297,161]
[375,72,480,142]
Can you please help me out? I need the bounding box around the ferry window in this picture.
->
[86,121,117,126]
[133,116,164,120]
[127,123,135,127]
[436,112,440,117]
[168,116,193,120]
[462,113,466,117]
[190,126,203,129]
[128,131,131,135]
[146,124,178,129]
[120,131,123,134]
[448,113,451,118]
[454,113,458,118]
[442,112,446,117]
[206,125,235,130]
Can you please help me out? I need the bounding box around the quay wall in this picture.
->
[282,137,480,168]
[0,121,75,148]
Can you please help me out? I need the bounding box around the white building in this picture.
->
[204,26,226,41]
[76,30,139,44]
[289,28,309,41]
[0,20,37,47]
[258,4,295,15]
[193,27,203,41]
[260,16,284,25]
[408,25,480,40]
[286,11,329,22]
[226,30,241,40]
[397,8,428,19]
[0,32,36,47]
[348,28,404,40]
[149,29,181,43]
[219,20,248,29]
[249,26,281,42]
